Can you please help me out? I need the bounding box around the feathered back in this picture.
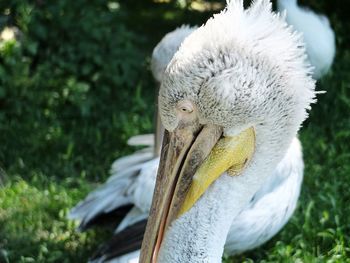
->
[151,25,196,82]
[276,0,336,79]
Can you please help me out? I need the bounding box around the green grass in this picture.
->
[0,176,93,263]
[0,0,350,262]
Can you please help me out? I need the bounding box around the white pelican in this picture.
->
[140,0,315,261]
[71,1,316,262]
[277,0,336,79]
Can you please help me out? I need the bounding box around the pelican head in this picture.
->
[141,1,315,262]
[151,26,196,156]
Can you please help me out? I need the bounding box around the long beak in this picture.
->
[153,108,164,158]
[140,125,255,263]
[153,82,164,158]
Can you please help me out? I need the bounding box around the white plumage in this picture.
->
[69,149,155,231]
[277,0,336,79]
[151,25,196,83]
[70,1,316,261]
[82,136,303,263]
[225,138,303,254]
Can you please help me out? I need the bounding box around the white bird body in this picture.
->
[73,136,303,263]
[70,1,316,261]
[151,25,196,83]
[225,137,303,254]
[277,0,335,79]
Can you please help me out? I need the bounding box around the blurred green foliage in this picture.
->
[0,0,349,262]
[0,0,155,182]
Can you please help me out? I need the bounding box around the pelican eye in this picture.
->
[177,101,194,114]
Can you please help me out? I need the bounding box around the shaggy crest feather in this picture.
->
[173,0,313,81]
[161,0,315,132]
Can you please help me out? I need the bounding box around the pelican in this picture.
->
[140,0,315,261]
[70,1,316,262]
[277,0,336,79]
